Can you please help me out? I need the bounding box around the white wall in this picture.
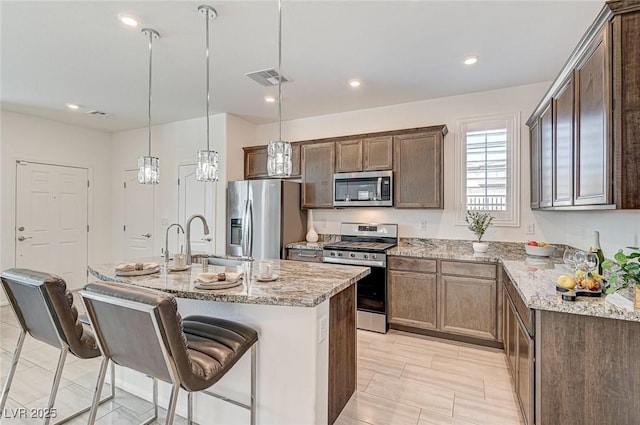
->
[226,114,257,183]
[0,110,113,272]
[110,114,227,259]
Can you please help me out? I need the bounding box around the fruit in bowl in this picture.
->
[525,241,555,257]
[575,270,604,291]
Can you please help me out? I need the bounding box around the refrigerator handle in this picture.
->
[246,199,254,258]
[241,199,250,256]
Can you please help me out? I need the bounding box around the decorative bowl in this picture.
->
[525,244,556,257]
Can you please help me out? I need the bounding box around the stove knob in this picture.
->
[350,253,355,258]
[364,254,369,259]
[338,253,343,257]
[371,254,377,260]
[330,252,335,256]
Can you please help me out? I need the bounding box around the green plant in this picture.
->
[602,246,640,294]
[465,211,494,242]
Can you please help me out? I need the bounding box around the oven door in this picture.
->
[356,265,388,333]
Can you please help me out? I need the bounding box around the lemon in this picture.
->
[557,274,576,289]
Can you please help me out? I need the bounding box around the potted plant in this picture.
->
[465,211,494,253]
[602,246,640,308]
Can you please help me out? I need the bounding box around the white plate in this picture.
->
[256,274,279,282]
[115,267,160,276]
[168,265,190,272]
[194,280,243,290]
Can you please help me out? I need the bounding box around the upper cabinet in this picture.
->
[335,139,363,173]
[243,144,301,179]
[301,142,335,208]
[363,136,393,171]
[394,127,446,209]
[527,2,640,210]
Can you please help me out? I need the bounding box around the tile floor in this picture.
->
[0,300,523,425]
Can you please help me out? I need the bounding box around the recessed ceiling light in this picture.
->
[349,79,361,88]
[264,96,276,103]
[66,103,80,110]
[119,14,139,27]
[464,56,478,65]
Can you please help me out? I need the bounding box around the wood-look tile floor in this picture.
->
[0,303,522,425]
[335,330,524,425]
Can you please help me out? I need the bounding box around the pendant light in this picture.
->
[267,0,292,177]
[196,5,219,182]
[138,28,160,185]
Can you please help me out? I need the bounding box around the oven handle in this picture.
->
[322,256,386,268]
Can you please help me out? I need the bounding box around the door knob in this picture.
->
[17,236,32,241]
[202,236,212,242]
[17,226,24,232]
[142,233,152,238]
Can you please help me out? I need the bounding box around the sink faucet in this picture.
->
[164,223,185,265]
[185,214,210,265]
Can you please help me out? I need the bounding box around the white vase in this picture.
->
[306,210,319,243]
[473,241,489,253]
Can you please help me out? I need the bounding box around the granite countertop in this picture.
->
[88,258,369,308]
[388,239,640,323]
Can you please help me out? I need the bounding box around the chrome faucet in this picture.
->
[164,223,185,265]
[185,214,210,265]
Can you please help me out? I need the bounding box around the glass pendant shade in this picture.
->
[138,155,159,184]
[267,140,292,177]
[196,150,219,182]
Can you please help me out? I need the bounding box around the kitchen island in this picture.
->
[89,258,369,425]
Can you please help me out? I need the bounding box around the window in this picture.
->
[455,113,520,227]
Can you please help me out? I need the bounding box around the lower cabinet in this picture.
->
[503,272,535,425]
[387,257,500,345]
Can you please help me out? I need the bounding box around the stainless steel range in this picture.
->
[323,223,398,333]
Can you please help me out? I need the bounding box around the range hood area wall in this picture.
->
[251,82,640,255]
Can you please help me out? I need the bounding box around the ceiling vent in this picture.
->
[246,68,289,87]
[87,110,109,117]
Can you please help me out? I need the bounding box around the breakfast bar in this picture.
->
[89,258,369,425]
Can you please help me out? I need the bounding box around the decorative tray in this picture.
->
[115,267,160,277]
[556,285,602,301]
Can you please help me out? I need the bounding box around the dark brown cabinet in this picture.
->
[388,270,438,330]
[335,139,363,173]
[529,121,540,209]
[363,136,393,171]
[527,4,640,210]
[553,74,575,206]
[575,27,611,206]
[394,127,446,209]
[243,144,301,179]
[301,142,335,208]
[440,276,497,340]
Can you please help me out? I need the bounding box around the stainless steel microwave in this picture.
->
[333,171,393,207]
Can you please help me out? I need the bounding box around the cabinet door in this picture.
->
[503,291,517,377]
[363,136,393,171]
[335,139,363,173]
[575,27,611,205]
[394,131,443,208]
[553,74,575,206]
[244,147,268,179]
[290,144,301,177]
[529,121,541,209]
[439,276,497,340]
[517,319,535,425]
[301,142,335,208]
[388,270,437,330]
[539,102,554,208]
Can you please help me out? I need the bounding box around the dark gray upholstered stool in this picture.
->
[0,269,121,425]
[80,281,259,425]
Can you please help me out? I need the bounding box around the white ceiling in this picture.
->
[1,1,604,133]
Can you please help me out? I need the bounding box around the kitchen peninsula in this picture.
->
[89,258,369,425]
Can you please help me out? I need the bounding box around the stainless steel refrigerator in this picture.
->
[227,180,306,259]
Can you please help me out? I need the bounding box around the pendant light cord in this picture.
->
[206,10,211,151]
[146,29,154,157]
[278,0,282,142]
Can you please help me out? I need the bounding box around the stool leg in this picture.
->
[141,377,158,425]
[250,344,257,425]
[87,357,110,425]
[0,330,26,412]
[42,347,69,425]
[187,392,193,425]
[164,384,180,425]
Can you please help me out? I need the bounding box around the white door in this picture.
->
[178,164,215,255]
[124,169,154,260]
[15,161,88,290]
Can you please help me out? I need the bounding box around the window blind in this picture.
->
[465,128,508,211]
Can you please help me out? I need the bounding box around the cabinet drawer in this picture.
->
[503,269,535,336]
[388,257,437,273]
[288,249,322,262]
[441,260,496,279]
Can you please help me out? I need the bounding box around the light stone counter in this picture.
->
[88,258,369,308]
[387,239,640,323]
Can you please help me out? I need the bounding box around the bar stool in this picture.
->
[0,269,122,425]
[80,281,259,425]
